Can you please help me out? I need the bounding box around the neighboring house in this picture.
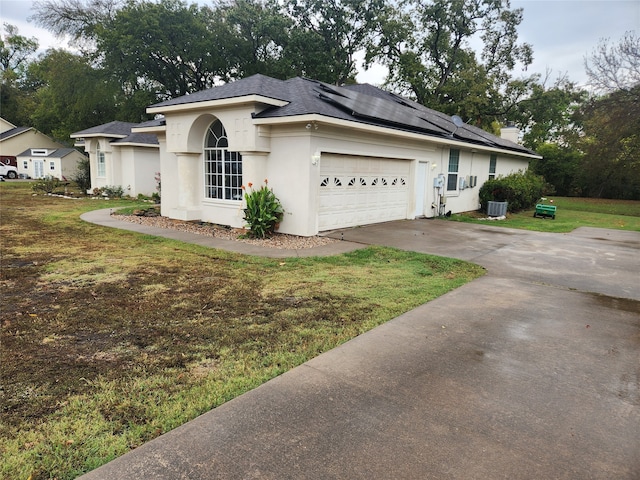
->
[0,117,66,161]
[70,121,160,197]
[135,74,540,237]
[16,148,85,180]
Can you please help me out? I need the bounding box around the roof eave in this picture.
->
[253,115,541,159]
[70,132,129,139]
[147,95,289,115]
[111,142,160,148]
[132,125,165,134]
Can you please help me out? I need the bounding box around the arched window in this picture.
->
[204,120,243,200]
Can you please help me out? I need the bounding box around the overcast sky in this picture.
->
[1,0,638,88]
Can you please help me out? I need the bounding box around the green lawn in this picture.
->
[448,196,640,232]
[0,182,484,479]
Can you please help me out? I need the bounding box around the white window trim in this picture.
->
[446,148,460,194]
[489,154,497,180]
[203,121,243,201]
[96,143,106,178]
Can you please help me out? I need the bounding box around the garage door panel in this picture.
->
[319,154,410,230]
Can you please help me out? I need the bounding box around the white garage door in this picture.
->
[318,154,411,231]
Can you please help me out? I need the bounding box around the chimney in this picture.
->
[500,123,520,144]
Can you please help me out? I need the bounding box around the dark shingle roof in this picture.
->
[135,118,166,128]
[71,121,159,146]
[72,121,138,137]
[0,126,31,140]
[151,74,289,108]
[112,132,159,145]
[16,148,81,158]
[48,148,79,158]
[150,75,536,156]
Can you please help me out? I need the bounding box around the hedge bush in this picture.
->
[479,170,545,213]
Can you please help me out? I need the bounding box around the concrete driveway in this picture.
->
[81,220,639,479]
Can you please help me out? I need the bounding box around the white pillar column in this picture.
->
[170,152,202,221]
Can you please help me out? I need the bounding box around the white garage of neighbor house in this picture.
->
[16,147,85,180]
[134,74,540,237]
[70,121,160,197]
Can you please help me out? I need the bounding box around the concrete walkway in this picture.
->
[79,213,640,479]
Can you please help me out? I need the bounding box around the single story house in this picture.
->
[135,74,540,237]
[70,121,160,197]
[16,147,85,180]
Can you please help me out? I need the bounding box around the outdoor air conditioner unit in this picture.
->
[487,201,508,217]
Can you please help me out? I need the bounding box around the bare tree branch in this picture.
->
[585,31,640,97]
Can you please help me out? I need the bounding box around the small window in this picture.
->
[447,149,460,191]
[489,154,497,180]
[96,142,107,177]
[50,161,55,170]
[32,149,48,156]
[96,143,106,177]
[23,161,28,169]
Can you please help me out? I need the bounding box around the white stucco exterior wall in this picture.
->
[78,137,160,197]
[118,146,160,197]
[153,101,534,237]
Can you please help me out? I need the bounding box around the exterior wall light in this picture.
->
[311,150,321,165]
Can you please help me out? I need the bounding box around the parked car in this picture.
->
[0,161,19,179]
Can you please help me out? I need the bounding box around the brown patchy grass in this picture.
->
[0,182,484,479]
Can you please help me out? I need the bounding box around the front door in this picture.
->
[415,162,428,217]
[34,160,44,178]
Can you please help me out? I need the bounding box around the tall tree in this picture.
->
[284,0,385,84]
[577,86,640,199]
[31,0,124,51]
[216,0,293,80]
[0,23,38,76]
[579,33,640,199]
[367,0,533,127]
[96,0,223,99]
[504,73,586,149]
[27,49,122,143]
[0,24,39,126]
[585,31,640,99]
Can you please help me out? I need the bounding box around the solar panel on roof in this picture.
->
[318,89,450,136]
